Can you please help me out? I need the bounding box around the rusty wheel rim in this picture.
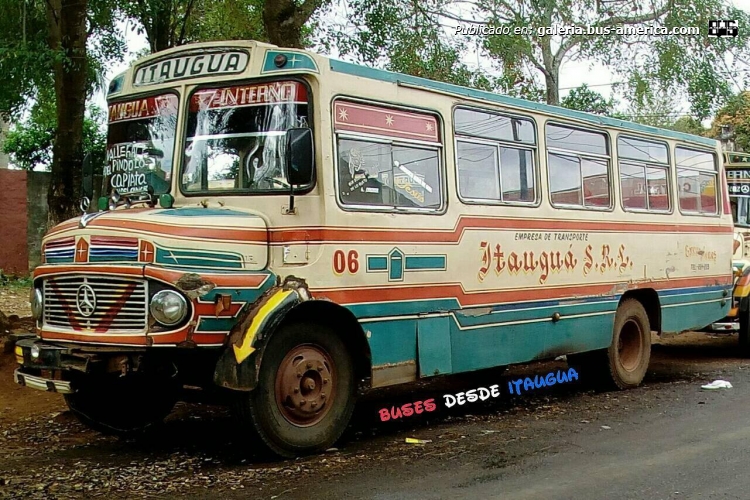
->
[617,319,643,372]
[275,344,336,427]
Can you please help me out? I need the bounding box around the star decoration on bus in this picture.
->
[426,122,434,132]
[288,55,301,67]
[385,114,394,126]
[338,107,349,121]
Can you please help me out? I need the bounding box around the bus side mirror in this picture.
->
[285,128,314,186]
[81,152,93,212]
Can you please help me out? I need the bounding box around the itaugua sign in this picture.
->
[134,51,249,86]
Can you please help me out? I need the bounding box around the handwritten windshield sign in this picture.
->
[134,51,249,86]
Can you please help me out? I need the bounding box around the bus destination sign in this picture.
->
[134,51,249,87]
[727,168,750,197]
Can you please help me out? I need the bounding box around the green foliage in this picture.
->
[561,85,617,115]
[3,96,107,172]
[670,116,707,136]
[327,0,543,100]
[711,92,750,151]
[0,0,125,118]
[477,0,750,114]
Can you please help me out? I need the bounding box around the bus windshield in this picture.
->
[105,94,178,197]
[181,81,309,193]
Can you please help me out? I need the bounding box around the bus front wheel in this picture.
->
[570,299,651,390]
[233,321,356,458]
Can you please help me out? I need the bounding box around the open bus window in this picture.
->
[337,138,441,210]
[676,147,717,214]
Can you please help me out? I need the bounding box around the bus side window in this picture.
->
[617,136,670,213]
[676,147,717,215]
[453,107,537,205]
[546,123,611,210]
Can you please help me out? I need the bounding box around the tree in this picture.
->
[122,0,326,54]
[671,116,707,136]
[327,0,544,100]
[3,98,107,172]
[46,0,90,224]
[455,0,750,115]
[561,84,617,115]
[710,92,750,151]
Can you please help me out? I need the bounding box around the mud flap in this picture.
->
[213,276,310,391]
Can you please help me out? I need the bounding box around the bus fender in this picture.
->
[213,276,310,391]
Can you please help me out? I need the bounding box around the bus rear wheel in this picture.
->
[570,299,651,390]
[233,321,355,458]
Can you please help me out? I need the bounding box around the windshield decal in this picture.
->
[105,93,178,198]
[190,82,307,111]
[334,101,440,143]
[108,95,178,124]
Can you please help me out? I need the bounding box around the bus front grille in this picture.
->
[43,275,148,334]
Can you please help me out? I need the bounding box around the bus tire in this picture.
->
[64,374,178,435]
[604,299,651,389]
[233,321,356,458]
[569,299,651,390]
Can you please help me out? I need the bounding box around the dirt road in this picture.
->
[0,284,747,499]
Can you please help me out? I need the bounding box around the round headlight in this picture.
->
[150,290,188,326]
[30,288,43,320]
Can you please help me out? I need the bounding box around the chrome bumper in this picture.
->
[13,369,75,394]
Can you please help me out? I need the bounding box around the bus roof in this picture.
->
[109,40,718,149]
[327,59,717,148]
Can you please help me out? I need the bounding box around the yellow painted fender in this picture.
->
[213,276,310,391]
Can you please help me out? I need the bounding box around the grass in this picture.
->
[0,271,32,290]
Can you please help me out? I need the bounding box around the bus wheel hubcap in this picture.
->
[275,345,335,426]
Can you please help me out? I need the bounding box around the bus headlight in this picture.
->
[149,290,188,326]
[30,288,43,320]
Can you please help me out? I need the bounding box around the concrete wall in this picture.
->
[0,170,29,275]
[26,172,50,271]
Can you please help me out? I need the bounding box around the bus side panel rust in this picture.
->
[213,276,309,391]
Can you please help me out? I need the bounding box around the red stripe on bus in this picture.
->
[312,275,732,307]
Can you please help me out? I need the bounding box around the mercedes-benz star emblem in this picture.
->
[76,284,97,317]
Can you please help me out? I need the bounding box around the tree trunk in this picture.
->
[151,0,173,53]
[262,0,308,48]
[545,71,560,106]
[46,0,88,226]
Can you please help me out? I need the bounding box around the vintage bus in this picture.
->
[13,40,734,457]
[711,151,750,349]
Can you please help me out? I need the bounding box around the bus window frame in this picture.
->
[544,120,614,212]
[674,144,720,217]
[106,89,181,197]
[616,134,673,215]
[452,105,541,208]
[178,76,316,198]
[331,96,447,215]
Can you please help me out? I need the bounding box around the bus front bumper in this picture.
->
[13,337,82,394]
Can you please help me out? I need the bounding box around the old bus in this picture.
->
[13,40,734,457]
[713,151,750,349]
